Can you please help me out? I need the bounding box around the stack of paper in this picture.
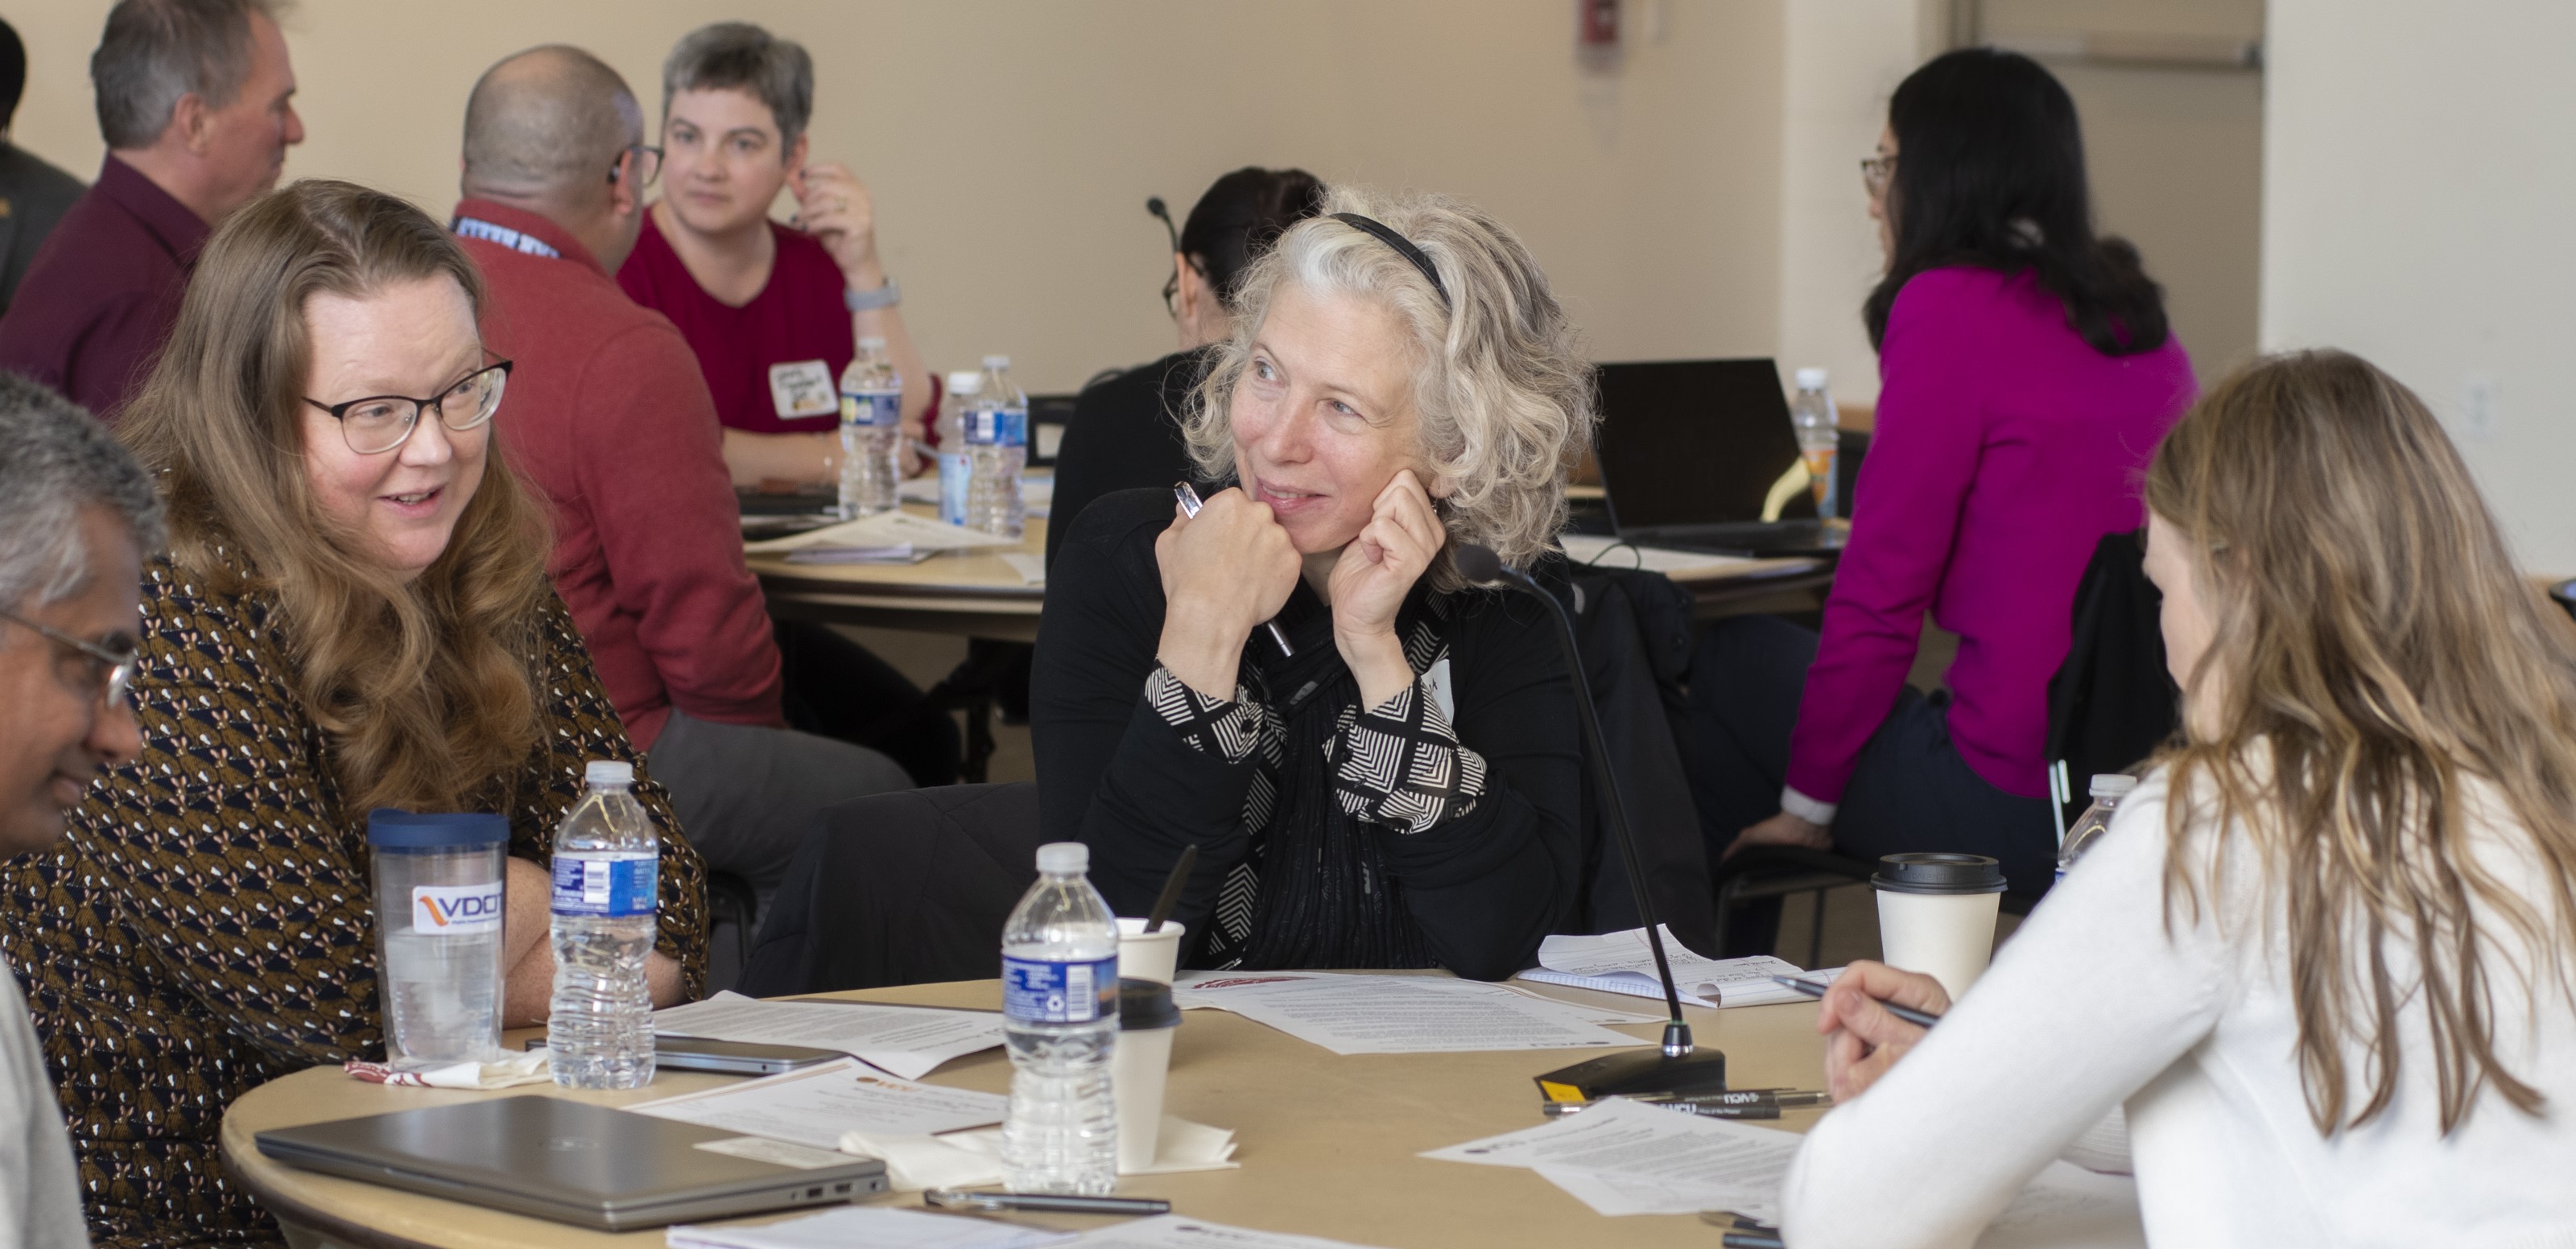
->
[1070,1216,1391,1249]
[1514,925,1844,1008]
[745,511,1020,562]
[652,992,1006,1080]
[841,1116,1238,1190]
[1168,971,1657,1055]
[631,1058,1006,1150]
[667,1206,1073,1249]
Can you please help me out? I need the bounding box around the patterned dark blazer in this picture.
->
[0,553,709,1247]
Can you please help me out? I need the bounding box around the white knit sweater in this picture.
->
[1782,768,2576,1248]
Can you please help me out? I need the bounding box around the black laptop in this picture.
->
[1593,358,1847,558]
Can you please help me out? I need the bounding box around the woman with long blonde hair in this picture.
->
[1781,350,2576,1246]
[0,179,708,1247]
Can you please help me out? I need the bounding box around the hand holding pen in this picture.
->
[1784,960,1951,1103]
[1168,482,1295,657]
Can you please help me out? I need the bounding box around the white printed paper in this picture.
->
[1167,972,1651,1054]
[1517,925,1842,1008]
[745,509,1021,556]
[652,992,1005,1080]
[687,1136,854,1172]
[669,1206,1075,1249]
[1558,534,1769,577]
[632,1057,1006,1148]
[1067,1215,1391,1249]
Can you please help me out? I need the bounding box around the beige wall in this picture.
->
[2261,0,2575,574]
[6,0,1798,396]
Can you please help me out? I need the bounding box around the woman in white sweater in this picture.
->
[1781,350,2576,1247]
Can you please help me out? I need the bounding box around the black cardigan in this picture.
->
[1030,488,1583,980]
[1043,348,1213,571]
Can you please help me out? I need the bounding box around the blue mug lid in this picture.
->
[365,809,509,849]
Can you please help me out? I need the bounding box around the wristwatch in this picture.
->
[844,277,902,311]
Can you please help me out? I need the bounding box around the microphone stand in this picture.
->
[1457,545,1729,1100]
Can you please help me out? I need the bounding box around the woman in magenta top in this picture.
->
[617,22,935,487]
[1690,49,2196,943]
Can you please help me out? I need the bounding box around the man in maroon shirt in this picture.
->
[0,0,302,419]
[453,44,906,924]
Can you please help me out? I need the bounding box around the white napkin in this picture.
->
[343,1047,551,1089]
[839,1116,1238,1189]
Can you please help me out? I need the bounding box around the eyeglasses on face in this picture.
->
[613,144,663,189]
[303,360,514,455]
[1860,154,1897,194]
[0,608,138,707]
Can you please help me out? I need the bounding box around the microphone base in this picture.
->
[1534,1046,1730,1103]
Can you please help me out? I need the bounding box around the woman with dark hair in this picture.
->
[1689,48,2198,938]
[1046,167,1327,568]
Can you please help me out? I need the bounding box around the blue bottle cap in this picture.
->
[365,809,510,849]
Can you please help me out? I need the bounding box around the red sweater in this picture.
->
[454,200,784,749]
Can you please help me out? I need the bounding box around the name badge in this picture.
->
[1422,657,1455,724]
[767,359,837,419]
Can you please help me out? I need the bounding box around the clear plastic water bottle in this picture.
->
[937,370,980,527]
[2054,773,2137,887]
[1790,367,1840,521]
[1000,842,1119,1194]
[964,354,1028,538]
[547,760,659,1090]
[837,336,902,518]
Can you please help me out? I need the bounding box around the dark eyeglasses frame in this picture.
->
[0,608,138,707]
[613,143,663,188]
[1860,154,1897,194]
[303,360,515,455]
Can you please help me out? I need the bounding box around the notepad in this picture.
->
[1514,925,1843,1008]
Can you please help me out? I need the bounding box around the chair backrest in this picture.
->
[2043,530,2180,831]
[739,782,1044,997]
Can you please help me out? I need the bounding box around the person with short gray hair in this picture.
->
[0,373,165,1249]
[0,0,302,419]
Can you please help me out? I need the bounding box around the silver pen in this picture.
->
[1173,481,1294,657]
[925,1189,1171,1215]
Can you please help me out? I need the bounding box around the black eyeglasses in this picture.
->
[0,608,138,707]
[1147,195,1195,318]
[1860,154,1897,194]
[303,360,514,455]
[613,144,663,188]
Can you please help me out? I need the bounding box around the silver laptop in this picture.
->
[254,1094,888,1231]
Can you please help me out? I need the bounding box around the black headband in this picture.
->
[1331,212,1450,309]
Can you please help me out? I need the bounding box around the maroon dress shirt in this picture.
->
[0,156,208,420]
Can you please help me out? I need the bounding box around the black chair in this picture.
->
[703,870,759,989]
[740,782,1045,997]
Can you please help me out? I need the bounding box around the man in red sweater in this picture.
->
[451,45,906,924]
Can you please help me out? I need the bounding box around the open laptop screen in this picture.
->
[1594,359,1810,530]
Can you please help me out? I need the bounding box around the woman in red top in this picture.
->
[618,22,935,487]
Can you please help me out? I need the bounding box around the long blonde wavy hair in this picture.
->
[119,179,553,815]
[2145,349,2576,1134]
[1182,186,1593,587]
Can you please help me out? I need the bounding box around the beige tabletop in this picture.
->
[221,976,1830,1249]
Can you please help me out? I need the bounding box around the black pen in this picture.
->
[1771,974,1942,1028]
[1542,1090,1829,1119]
[925,1189,1171,1215]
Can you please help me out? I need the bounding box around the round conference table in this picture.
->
[220,976,1830,1249]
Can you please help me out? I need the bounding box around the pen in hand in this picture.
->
[1771,974,1943,1028]
[1172,481,1294,657]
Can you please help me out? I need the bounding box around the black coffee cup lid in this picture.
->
[1119,977,1179,1029]
[1872,852,2006,895]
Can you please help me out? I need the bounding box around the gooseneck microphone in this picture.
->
[1455,543,1729,1100]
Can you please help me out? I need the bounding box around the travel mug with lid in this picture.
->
[1871,852,2007,1003]
[368,810,510,1070]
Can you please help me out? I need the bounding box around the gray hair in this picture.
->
[1183,186,1595,583]
[462,45,639,205]
[90,0,279,150]
[662,22,812,150]
[0,376,166,613]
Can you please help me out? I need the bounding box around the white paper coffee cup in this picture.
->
[1113,979,1180,1174]
[1116,917,1186,984]
[1871,853,2006,1003]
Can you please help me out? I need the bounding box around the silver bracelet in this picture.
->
[844,277,902,311]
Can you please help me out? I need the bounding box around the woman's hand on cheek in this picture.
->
[1331,469,1444,705]
[1154,488,1299,699]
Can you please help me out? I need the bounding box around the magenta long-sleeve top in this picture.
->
[1785,266,2198,805]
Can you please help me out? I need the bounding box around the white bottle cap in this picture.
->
[2088,773,2137,798]
[946,370,984,394]
[585,760,634,786]
[1035,842,1089,875]
[1795,367,1830,390]
[858,336,887,351]
[982,354,1011,369]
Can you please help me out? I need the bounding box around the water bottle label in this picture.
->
[965,407,1027,447]
[1001,955,1118,1024]
[550,852,658,917]
[937,453,970,526]
[840,389,901,428]
[410,883,505,934]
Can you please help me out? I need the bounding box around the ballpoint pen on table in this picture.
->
[1171,481,1294,656]
[924,1189,1172,1215]
[1770,974,1943,1028]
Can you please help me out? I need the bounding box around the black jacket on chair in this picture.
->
[2044,530,2179,828]
[1563,563,1718,953]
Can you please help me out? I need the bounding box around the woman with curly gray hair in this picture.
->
[1031,188,1594,980]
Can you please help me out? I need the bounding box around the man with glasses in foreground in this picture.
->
[0,373,164,1248]
[452,45,910,942]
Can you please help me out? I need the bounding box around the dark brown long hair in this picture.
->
[119,179,553,814]
[2146,350,2576,1135]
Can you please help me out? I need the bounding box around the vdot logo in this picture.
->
[411,884,505,935]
